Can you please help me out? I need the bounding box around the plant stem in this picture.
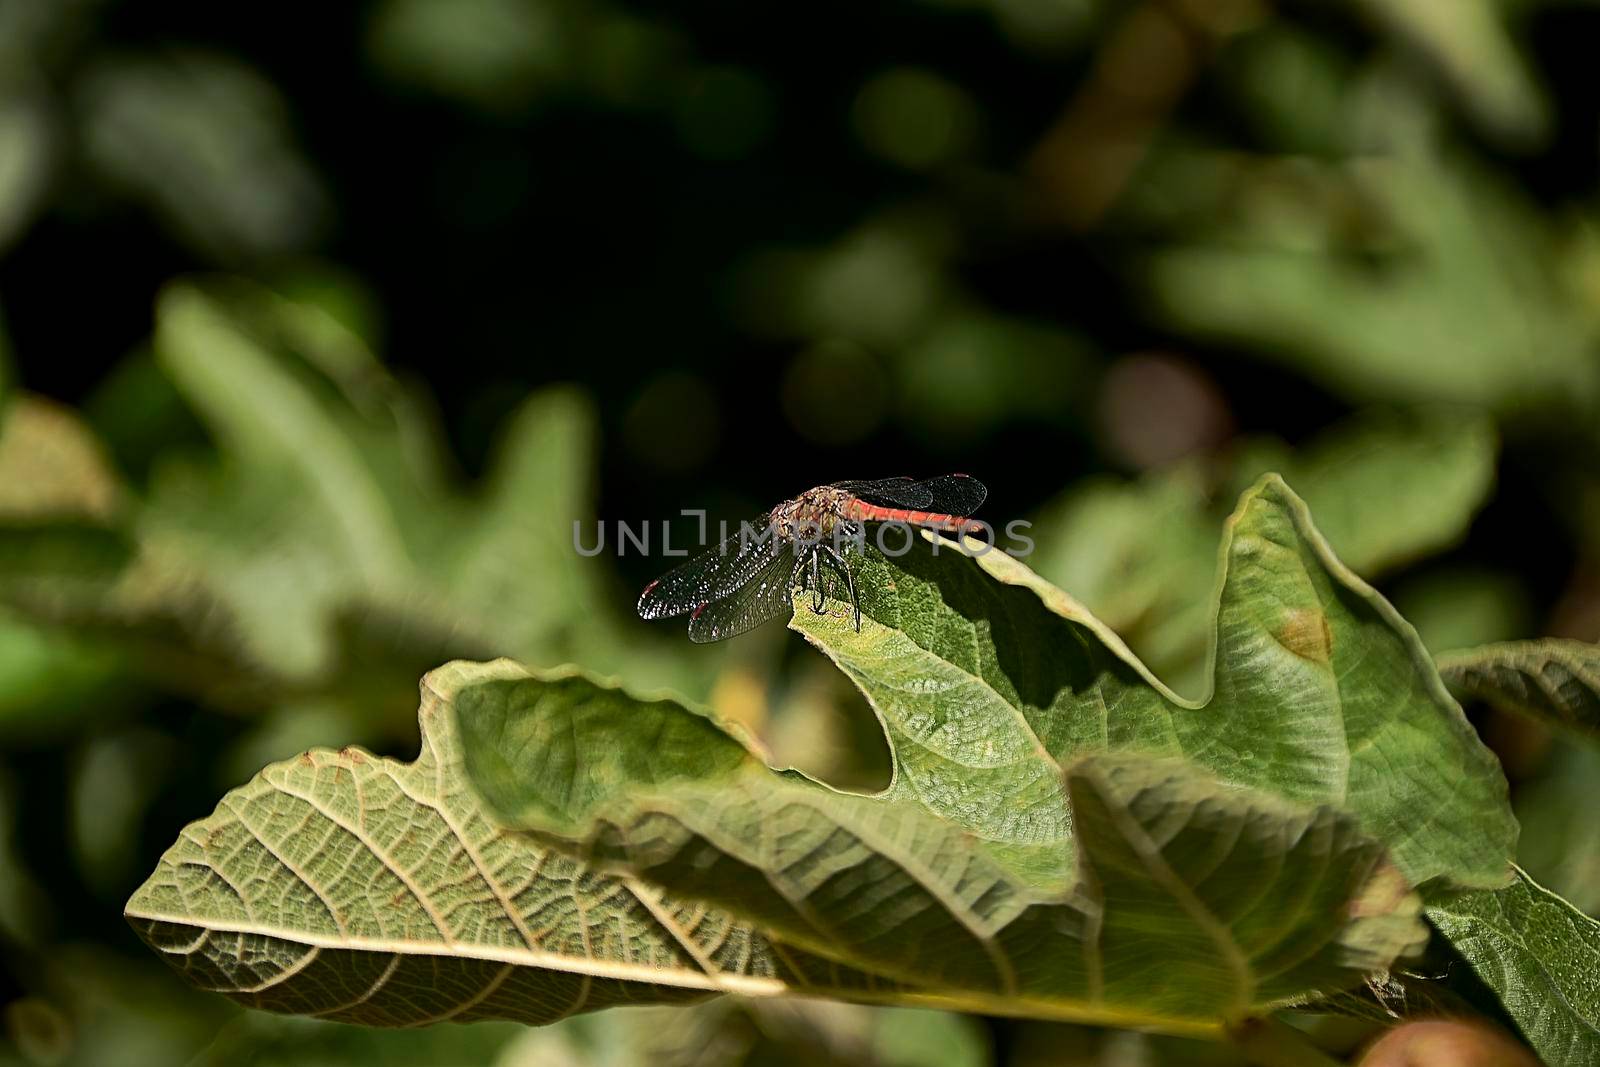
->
[1226,1017,1345,1067]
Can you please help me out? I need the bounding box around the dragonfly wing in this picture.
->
[908,473,986,515]
[637,514,783,620]
[835,474,986,515]
[688,544,802,643]
[832,477,933,508]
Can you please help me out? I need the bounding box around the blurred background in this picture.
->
[2,0,1599,1063]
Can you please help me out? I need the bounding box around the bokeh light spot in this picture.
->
[898,310,1094,438]
[852,67,979,170]
[1098,352,1232,469]
[781,341,889,445]
[367,0,567,112]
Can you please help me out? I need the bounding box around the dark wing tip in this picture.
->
[636,579,663,618]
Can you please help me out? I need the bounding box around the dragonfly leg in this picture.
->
[845,564,860,631]
[822,545,861,631]
[789,551,809,602]
[809,549,825,613]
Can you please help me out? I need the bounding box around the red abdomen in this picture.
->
[843,499,982,534]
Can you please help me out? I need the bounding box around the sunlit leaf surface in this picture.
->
[125,665,894,1026]
[805,476,1512,890]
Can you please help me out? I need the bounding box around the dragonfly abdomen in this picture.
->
[842,499,981,534]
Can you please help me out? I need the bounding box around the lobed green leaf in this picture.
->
[451,663,1426,1031]
[124,665,895,1027]
[798,475,1513,891]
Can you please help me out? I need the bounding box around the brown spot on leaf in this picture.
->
[340,746,365,764]
[1277,608,1332,664]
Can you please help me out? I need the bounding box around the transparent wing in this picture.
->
[911,473,987,515]
[688,544,803,643]
[834,474,987,515]
[637,513,782,620]
[832,476,931,508]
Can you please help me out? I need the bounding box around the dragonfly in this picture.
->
[637,474,987,643]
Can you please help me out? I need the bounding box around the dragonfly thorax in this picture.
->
[770,485,856,541]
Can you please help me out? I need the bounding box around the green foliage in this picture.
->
[1029,411,1497,693]
[0,95,51,257]
[127,666,1422,1037]
[8,0,1600,1062]
[1437,638,1600,738]
[79,51,329,261]
[1428,868,1600,1067]
[1513,745,1600,915]
[0,280,709,733]
[1348,0,1547,146]
[798,476,1511,890]
[1140,120,1600,413]
[128,477,1526,1044]
[1224,412,1497,576]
